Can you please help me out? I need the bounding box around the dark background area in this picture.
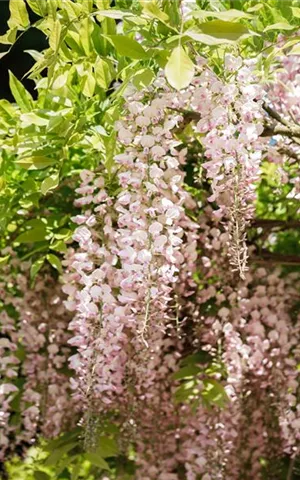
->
[0,0,48,101]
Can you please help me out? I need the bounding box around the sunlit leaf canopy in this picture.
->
[0,0,299,479]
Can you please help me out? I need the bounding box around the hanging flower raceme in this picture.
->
[63,80,198,422]
[0,254,76,461]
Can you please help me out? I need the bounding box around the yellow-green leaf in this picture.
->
[62,0,82,20]
[9,71,33,112]
[288,44,300,55]
[82,71,96,97]
[107,35,147,59]
[0,255,10,267]
[79,17,94,56]
[198,20,249,41]
[46,253,62,273]
[94,57,114,89]
[165,46,194,90]
[49,19,62,51]
[95,9,133,19]
[27,0,47,17]
[30,257,45,279]
[190,9,253,21]
[8,0,30,29]
[0,27,18,45]
[16,156,56,170]
[41,173,59,195]
[264,23,295,32]
[186,30,235,45]
[20,112,48,127]
[291,7,300,18]
[141,1,169,23]
[247,3,264,12]
[132,67,155,90]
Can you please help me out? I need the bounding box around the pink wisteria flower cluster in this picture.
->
[0,53,299,480]
[0,252,76,461]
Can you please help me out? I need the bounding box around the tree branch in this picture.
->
[171,105,300,140]
[262,101,300,142]
[261,124,300,139]
[278,146,300,163]
[251,250,300,266]
[251,219,300,230]
[287,456,296,480]
[262,101,290,128]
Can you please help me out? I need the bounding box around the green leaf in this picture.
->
[16,156,56,170]
[34,471,50,480]
[15,228,47,243]
[54,228,73,240]
[165,46,194,90]
[30,257,45,279]
[97,436,119,458]
[198,20,249,41]
[181,351,212,366]
[103,132,116,175]
[8,0,30,29]
[45,428,82,451]
[44,442,78,466]
[190,9,253,21]
[174,379,197,404]
[85,453,110,470]
[71,462,81,480]
[172,365,201,380]
[0,255,10,267]
[202,379,229,408]
[41,173,59,195]
[46,254,62,273]
[50,239,67,253]
[107,35,147,59]
[9,71,33,112]
[264,23,295,32]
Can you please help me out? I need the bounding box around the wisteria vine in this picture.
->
[0,50,299,480]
